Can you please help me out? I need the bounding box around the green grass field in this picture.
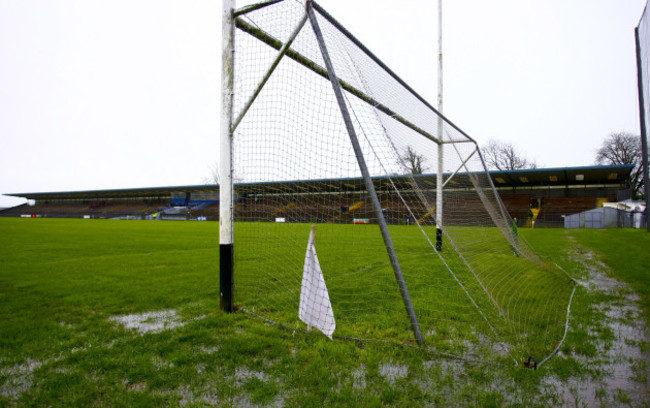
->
[1,218,648,406]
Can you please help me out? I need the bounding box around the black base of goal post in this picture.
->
[307,1,424,346]
[220,244,234,312]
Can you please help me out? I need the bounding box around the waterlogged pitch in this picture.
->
[1,218,648,406]
[0,219,570,360]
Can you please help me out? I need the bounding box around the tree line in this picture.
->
[401,132,647,199]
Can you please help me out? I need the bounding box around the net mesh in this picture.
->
[231,0,574,362]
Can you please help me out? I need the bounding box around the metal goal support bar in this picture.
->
[307,0,424,345]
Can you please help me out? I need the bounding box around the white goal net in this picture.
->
[225,0,575,363]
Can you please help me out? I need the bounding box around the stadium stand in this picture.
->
[0,200,167,219]
[1,165,635,227]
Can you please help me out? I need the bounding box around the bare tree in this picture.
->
[482,140,537,171]
[203,163,220,185]
[595,131,646,198]
[204,163,243,185]
[402,146,427,174]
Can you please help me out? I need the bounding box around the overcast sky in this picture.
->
[0,0,647,208]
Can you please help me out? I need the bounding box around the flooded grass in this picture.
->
[0,219,648,406]
[538,239,649,406]
[109,310,185,334]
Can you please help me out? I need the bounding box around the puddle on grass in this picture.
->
[199,345,220,354]
[540,242,650,406]
[151,355,174,370]
[176,384,220,406]
[0,359,43,401]
[151,384,220,406]
[108,309,184,334]
[232,392,286,408]
[352,364,366,390]
[231,367,287,408]
[378,360,408,383]
[235,367,269,384]
[153,379,286,408]
[122,379,147,392]
[424,323,512,362]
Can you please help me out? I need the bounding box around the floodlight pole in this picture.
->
[635,26,650,232]
[436,0,444,250]
[220,0,235,312]
[307,1,424,345]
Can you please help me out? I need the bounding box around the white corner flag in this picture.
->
[299,225,335,339]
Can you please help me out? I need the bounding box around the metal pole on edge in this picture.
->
[220,0,235,311]
[635,26,650,232]
[436,0,444,250]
